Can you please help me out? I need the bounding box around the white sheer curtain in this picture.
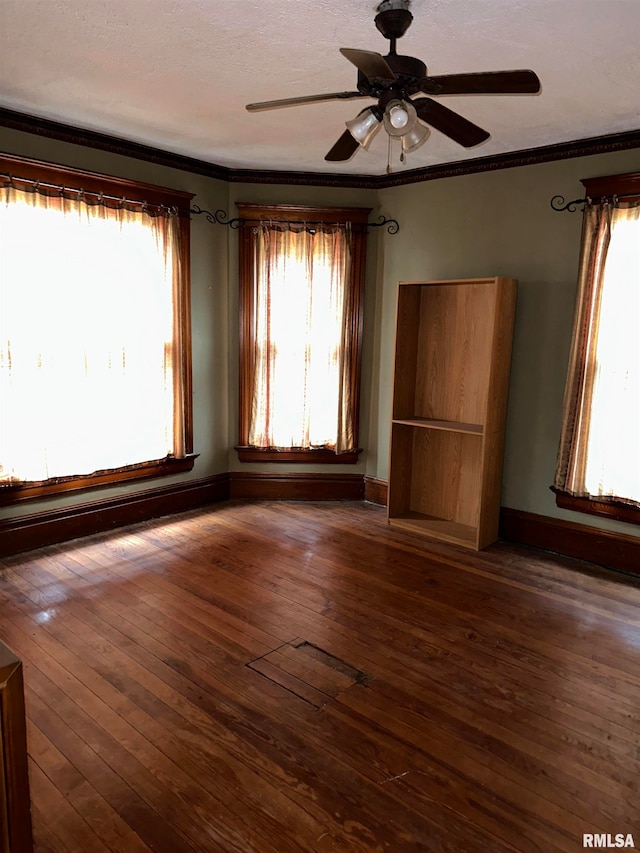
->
[555,202,640,505]
[0,185,183,484]
[248,224,354,452]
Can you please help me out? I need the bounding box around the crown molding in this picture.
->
[1,107,639,190]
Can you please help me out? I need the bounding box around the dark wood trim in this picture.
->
[228,472,364,501]
[235,448,361,464]
[0,474,229,558]
[234,204,372,223]
[364,476,388,506]
[375,130,640,189]
[553,489,640,526]
[0,643,33,853]
[354,477,640,574]
[179,212,194,453]
[1,107,638,190]
[3,466,639,574]
[499,506,640,575]
[581,171,640,202]
[0,108,232,183]
[0,455,198,507]
[0,151,194,213]
[236,204,369,458]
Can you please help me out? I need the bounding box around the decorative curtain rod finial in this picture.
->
[550,195,586,213]
[189,206,400,234]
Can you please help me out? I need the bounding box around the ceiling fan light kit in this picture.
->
[383,99,416,136]
[345,106,383,149]
[401,123,430,154]
[245,0,541,170]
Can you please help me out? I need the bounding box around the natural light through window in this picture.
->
[584,207,640,501]
[555,185,640,519]
[0,189,178,484]
[247,224,353,452]
[252,249,343,449]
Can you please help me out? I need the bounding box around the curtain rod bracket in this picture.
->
[550,195,586,213]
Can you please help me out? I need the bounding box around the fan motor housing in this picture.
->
[386,53,426,81]
[356,53,426,99]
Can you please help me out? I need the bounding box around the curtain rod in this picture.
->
[0,173,400,234]
[550,192,640,212]
[190,205,400,234]
[0,172,183,216]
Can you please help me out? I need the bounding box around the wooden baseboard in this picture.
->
[0,474,229,558]
[364,476,388,506]
[499,507,640,575]
[3,468,637,576]
[228,472,364,501]
[352,477,640,575]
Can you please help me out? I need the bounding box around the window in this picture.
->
[553,172,640,524]
[237,204,369,463]
[0,154,195,503]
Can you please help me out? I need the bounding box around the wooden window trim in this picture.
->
[553,171,640,526]
[237,203,370,464]
[0,153,195,504]
[552,489,640,526]
[581,171,640,202]
[0,454,198,506]
[234,447,361,464]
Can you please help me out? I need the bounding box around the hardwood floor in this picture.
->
[0,499,638,852]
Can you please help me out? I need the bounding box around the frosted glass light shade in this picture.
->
[401,122,430,153]
[346,108,382,149]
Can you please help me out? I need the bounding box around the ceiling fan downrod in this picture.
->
[375,0,413,55]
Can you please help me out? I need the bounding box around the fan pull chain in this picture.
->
[386,133,392,175]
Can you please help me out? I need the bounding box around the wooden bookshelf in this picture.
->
[387,277,517,550]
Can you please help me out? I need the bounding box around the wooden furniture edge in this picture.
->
[0,645,33,853]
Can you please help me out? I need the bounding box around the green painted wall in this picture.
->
[374,149,640,537]
[0,124,638,541]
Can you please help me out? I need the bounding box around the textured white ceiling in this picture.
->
[1,0,639,176]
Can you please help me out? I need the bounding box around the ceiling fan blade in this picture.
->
[325,130,360,162]
[246,91,368,112]
[339,48,396,81]
[413,98,490,147]
[424,69,541,96]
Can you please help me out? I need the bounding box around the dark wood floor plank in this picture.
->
[27,719,153,853]
[1,500,638,853]
[26,760,113,853]
[205,512,640,719]
[0,606,319,853]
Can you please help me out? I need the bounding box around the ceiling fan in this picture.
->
[246,0,541,165]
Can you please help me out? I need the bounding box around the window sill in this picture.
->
[552,488,640,526]
[235,447,362,464]
[0,454,198,506]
